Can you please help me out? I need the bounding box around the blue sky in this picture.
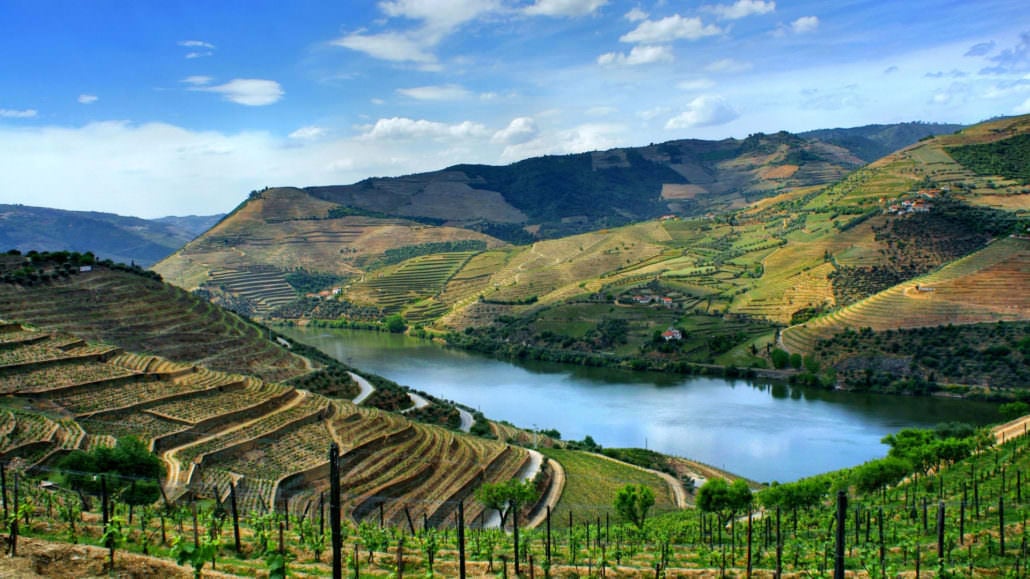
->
[1,0,1028,218]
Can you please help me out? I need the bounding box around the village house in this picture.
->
[662,327,683,341]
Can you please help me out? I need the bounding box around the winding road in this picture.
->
[483,448,545,529]
[347,371,375,404]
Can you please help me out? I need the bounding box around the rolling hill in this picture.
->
[216,115,1028,389]
[0,204,222,267]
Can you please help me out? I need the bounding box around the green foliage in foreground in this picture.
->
[8,420,1030,576]
[57,436,162,505]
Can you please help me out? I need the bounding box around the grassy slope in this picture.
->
[153,187,506,290]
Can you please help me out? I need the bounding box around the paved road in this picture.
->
[483,449,544,529]
[347,371,375,404]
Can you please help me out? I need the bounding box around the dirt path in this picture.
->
[400,391,431,413]
[993,413,1030,444]
[526,457,566,528]
[161,389,310,492]
[589,452,689,509]
[457,406,474,432]
[347,371,375,404]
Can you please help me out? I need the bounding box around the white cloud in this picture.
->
[77,94,98,105]
[621,15,721,44]
[288,126,328,140]
[677,78,716,91]
[178,39,215,59]
[586,106,617,116]
[181,76,213,86]
[705,58,752,73]
[665,95,738,129]
[194,79,284,106]
[499,122,625,161]
[0,119,505,218]
[524,0,608,17]
[333,0,499,67]
[333,31,437,66]
[396,84,471,100]
[624,7,648,22]
[1015,97,1030,114]
[178,40,215,49]
[598,45,674,66]
[791,16,819,34]
[0,108,38,118]
[704,0,775,20]
[492,117,539,144]
[638,106,670,120]
[360,117,489,141]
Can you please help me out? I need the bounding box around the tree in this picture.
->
[696,478,753,524]
[770,348,790,369]
[384,314,407,333]
[57,436,162,503]
[475,479,537,529]
[1000,401,1030,421]
[614,484,655,530]
[852,456,911,494]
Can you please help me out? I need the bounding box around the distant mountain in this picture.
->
[799,122,964,162]
[306,131,866,242]
[152,213,225,237]
[0,204,220,267]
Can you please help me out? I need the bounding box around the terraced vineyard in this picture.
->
[0,320,544,526]
[782,236,1030,353]
[0,265,309,382]
[349,251,477,315]
[203,267,298,316]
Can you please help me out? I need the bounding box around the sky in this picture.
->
[1,0,1028,219]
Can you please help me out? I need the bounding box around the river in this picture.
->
[279,326,999,483]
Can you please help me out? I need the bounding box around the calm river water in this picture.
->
[279,326,998,483]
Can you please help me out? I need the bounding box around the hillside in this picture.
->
[274,116,1029,388]
[306,130,866,241]
[799,121,963,162]
[0,204,219,267]
[0,320,535,525]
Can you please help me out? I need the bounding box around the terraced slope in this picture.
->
[0,322,536,525]
[781,236,1030,353]
[0,265,308,383]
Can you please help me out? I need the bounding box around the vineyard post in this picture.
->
[568,511,572,559]
[1018,471,1023,502]
[936,501,945,561]
[9,472,18,557]
[878,507,884,571]
[379,503,384,528]
[854,506,860,546]
[746,509,753,579]
[545,505,551,569]
[404,506,415,535]
[1000,495,1006,556]
[959,496,965,544]
[865,509,871,543]
[915,543,920,579]
[605,512,610,544]
[513,500,521,576]
[458,501,466,579]
[921,498,928,534]
[319,491,324,540]
[974,479,980,518]
[229,481,241,554]
[834,490,846,579]
[0,461,6,524]
[101,475,109,531]
[775,507,782,579]
[330,442,342,579]
[423,512,429,534]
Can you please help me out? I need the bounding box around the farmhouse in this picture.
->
[662,327,683,341]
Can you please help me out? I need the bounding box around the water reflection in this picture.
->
[281,326,998,483]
